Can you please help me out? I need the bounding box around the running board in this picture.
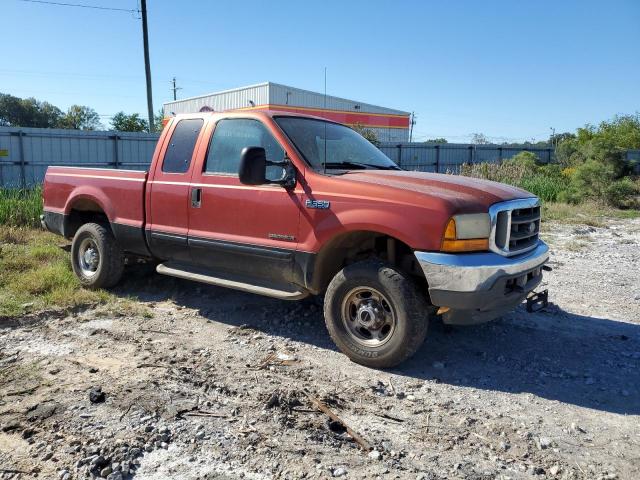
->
[156,263,308,301]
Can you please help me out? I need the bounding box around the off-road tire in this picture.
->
[324,260,429,368]
[71,223,124,289]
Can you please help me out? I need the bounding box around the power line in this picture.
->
[0,69,228,91]
[0,69,144,83]
[16,0,138,13]
[2,87,142,99]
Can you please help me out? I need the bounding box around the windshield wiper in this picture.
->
[323,161,401,171]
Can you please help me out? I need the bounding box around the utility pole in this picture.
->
[550,127,556,148]
[141,0,154,132]
[409,112,416,143]
[171,77,182,101]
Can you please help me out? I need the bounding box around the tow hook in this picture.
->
[526,289,549,312]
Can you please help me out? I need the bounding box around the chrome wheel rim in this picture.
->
[78,238,100,277]
[341,287,396,347]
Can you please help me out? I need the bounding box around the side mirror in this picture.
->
[239,146,267,185]
[239,146,296,188]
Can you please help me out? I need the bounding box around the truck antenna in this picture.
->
[323,67,327,175]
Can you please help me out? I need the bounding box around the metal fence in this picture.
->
[378,143,554,173]
[1,126,638,188]
[0,126,160,188]
[628,150,640,174]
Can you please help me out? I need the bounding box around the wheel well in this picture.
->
[311,231,426,294]
[65,200,109,238]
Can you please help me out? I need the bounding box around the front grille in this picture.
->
[489,198,541,256]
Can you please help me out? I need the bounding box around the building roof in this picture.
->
[163,81,410,116]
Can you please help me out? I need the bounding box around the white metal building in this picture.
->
[163,82,410,143]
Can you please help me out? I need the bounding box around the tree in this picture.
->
[153,109,165,133]
[38,101,63,128]
[471,133,490,145]
[0,93,62,128]
[555,113,640,174]
[351,122,380,146]
[551,132,575,144]
[424,138,448,144]
[59,105,101,130]
[508,150,540,167]
[110,112,148,132]
[0,94,21,126]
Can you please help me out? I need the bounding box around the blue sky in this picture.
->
[3,0,639,142]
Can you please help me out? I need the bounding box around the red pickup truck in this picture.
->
[42,110,549,367]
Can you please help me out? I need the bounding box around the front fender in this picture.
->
[298,202,450,253]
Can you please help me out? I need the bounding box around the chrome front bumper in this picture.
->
[415,241,549,324]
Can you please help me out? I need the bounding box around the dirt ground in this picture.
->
[1,218,639,480]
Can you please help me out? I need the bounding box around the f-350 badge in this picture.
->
[305,199,330,209]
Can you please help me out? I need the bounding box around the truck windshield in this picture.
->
[275,116,400,172]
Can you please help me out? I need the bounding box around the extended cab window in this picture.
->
[205,119,284,175]
[162,118,204,173]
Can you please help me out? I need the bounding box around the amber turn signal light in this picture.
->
[441,218,489,253]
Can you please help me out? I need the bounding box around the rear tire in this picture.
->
[324,260,429,368]
[71,223,124,289]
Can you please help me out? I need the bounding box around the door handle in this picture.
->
[191,187,202,208]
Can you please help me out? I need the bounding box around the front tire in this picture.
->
[324,260,430,368]
[71,223,124,289]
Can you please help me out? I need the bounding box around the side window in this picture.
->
[205,119,285,175]
[161,118,204,173]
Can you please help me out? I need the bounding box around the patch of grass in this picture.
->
[0,187,43,228]
[0,360,45,390]
[573,234,594,242]
[0,226,114,317]
[461,155,639,207]
[519,173,568,202]
[113,296,155,318]
[542,202,640,225]
[564,240,588,252]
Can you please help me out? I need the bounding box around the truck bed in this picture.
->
[42,166,149,255]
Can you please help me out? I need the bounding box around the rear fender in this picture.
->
[64,186,114,221]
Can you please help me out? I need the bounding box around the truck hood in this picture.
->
[339,170,534,211]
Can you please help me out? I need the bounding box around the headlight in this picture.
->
[441,213,490,252]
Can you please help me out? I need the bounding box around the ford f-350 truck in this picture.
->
[42,111,549,367]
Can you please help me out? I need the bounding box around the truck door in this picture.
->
[187,117,301,284]
[147,117,205,262]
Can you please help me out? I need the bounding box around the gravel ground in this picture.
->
[0,218,639,480]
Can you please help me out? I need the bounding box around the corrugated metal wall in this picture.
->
[10,127,637,187]
[627,150,640,174]
[162,82,410,143]
[378,143,554,172]
[366,127,407,143]
[163,83,270,115]
[268,83,407,114]
[0,127,159,187]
